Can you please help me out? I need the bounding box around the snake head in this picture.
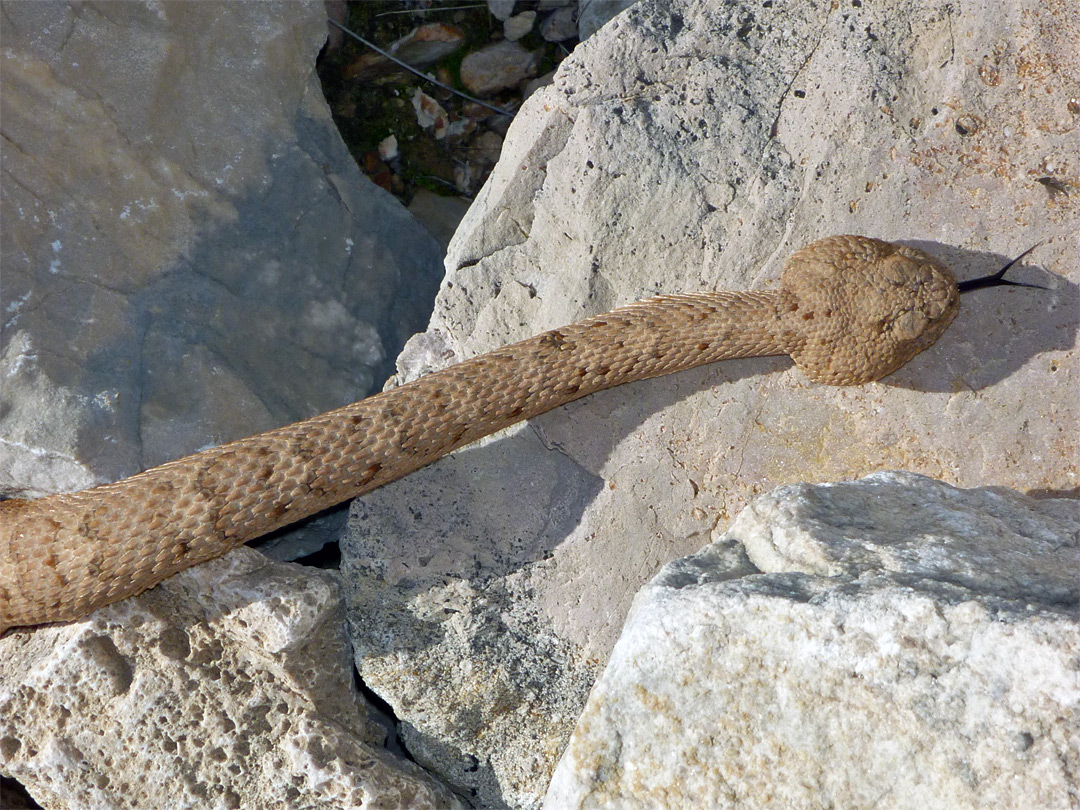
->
[779,235,960,385]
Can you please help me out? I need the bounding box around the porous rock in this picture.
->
[345,424,603,810]
[343,0,1078,805]
[577,0,638,40]
[544,472,1079,809]
[0,0,443,498]
[0,547,462,810]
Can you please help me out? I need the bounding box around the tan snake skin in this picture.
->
[0,235,961,631]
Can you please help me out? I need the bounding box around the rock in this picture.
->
[414,88,450,131]
[488,0,518,22]
[408,190,475,252]
[540,7,579,43]
[524,70,557,101]
[505,11,537,41]
[472,130,507,166]
[379,133,400,162]
[0,0,444,498]
[324,1,348,52]
[346,23,467,82]
[735,474,1078,603]
[344,423,604,810]
[460,41,541,97]
[577,0,638,40]
[343,0,1078,805]
[0,547,462,810]
[545,472,1079,808]
[390,23,466,66]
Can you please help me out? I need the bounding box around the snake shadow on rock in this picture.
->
[343,354,777,588]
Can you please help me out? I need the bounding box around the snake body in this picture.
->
[0,235,961,631]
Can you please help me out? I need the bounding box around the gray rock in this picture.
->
[0,547,462,810]
[344,424,604,810]
[460,41,541,97]
[408,190,475,252]
[472,130,507,167]
[545,472,1079,809]
[524,70,558,101]
[577,0,638,40]
[0,0,443,498]
[540,7,580,42]
[344,0,1078,805]
[391,23,467,66]
[488,0,518,22]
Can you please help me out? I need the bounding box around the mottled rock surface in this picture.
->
[345,425,604,810]
[343,0,1078,806]
[0,0,443,498]
[545,472,1079,809]
[0,548,461,810]
[577,0,638,40]
[460,40,541,97]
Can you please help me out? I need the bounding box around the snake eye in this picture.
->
[892,310,929,342]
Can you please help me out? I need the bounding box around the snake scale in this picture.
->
[0,234,1037,632]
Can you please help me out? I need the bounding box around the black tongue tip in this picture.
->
[957,242,1048,294]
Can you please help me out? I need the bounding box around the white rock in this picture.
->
[505,11,537,41]
[379,133,399,161]
[460,40,541,96]
[0,548,462,809]
[734,473,1078,605]
[545,472,1080,809]
[344,0,1078,805]
[413,88,450,131]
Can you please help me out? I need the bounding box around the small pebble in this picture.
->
[378,135,398,161]
[504,11,536,41]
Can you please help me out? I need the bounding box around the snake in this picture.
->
[0,234,1040,632]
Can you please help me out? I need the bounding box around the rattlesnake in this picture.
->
[0,234,1038,632]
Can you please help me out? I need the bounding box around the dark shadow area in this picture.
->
[253,503,348,567]
[1024,485,1080,500]
[0,775,42,809]
[352,663,408,758]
